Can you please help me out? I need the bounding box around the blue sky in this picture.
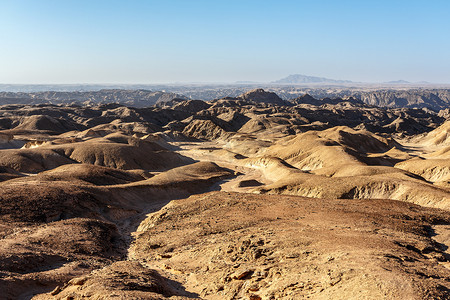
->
[0,0,449,84]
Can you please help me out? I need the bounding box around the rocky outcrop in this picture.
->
[237,88,287,106]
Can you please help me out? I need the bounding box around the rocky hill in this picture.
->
[0,89,449,299]
[224,88,288,106]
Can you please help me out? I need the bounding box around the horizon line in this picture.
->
[1,81,449,86]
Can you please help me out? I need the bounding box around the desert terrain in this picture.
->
[0,89,448,299]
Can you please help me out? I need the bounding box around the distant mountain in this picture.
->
[273,74,353,84]
[384,80,411,84]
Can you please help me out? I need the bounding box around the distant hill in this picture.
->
[384,80,434,85]
[384,80,411,84]
[237,88,287,106]
[273,74,353,84]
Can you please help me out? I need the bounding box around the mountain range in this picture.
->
[273,74,354,84]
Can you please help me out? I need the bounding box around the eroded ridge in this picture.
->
[0,90,448,299]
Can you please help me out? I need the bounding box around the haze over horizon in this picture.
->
[1,0,449,84]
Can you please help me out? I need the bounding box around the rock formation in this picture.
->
[0,90,448,299]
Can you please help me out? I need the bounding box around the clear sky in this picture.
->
[0,0,449,84]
